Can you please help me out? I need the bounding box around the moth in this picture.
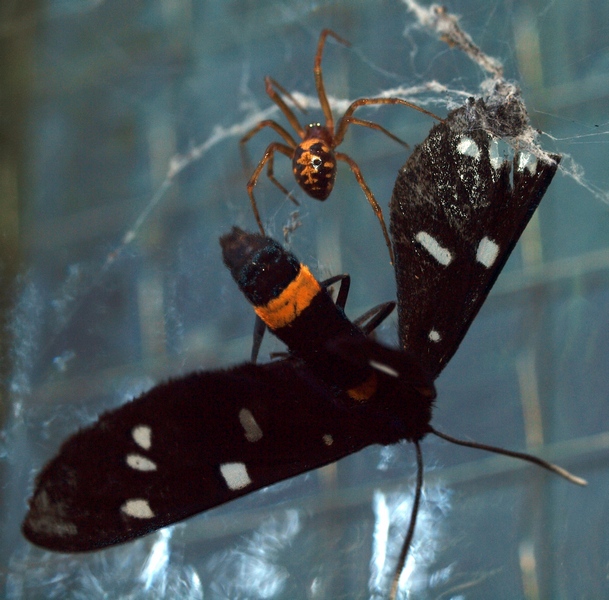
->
[23,227,583,600]
[22,94,582,599]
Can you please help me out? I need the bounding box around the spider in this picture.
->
[240,29,441,263]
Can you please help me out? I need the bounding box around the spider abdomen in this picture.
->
[292,135,337,200]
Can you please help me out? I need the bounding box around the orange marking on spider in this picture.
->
[240,29,443,264]
[294,143,333,188]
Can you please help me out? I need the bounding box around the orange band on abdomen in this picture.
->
[347,372,378,402]
[254,265,321,329]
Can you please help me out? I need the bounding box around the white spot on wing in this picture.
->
[428,329,441,342]
[369,360,399,378]
[457,136,480,159]
[415,232,453,266]
[121,499,155,519]
[220,462,252,490]
[126,454,157,471]
[132,425,151,450]
[239,408,263,442]
[489,139,503,170]
[323,434,333,446]
[476,237,500,268]
[517,152,538,174]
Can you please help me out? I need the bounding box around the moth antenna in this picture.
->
[430,427,587,486]
[389,440,423,600]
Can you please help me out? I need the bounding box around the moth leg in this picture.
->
[319,273,350,310]
[354,301,396,335]
[251,315,267,363]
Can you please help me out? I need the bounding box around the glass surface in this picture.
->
[1,0,608,598]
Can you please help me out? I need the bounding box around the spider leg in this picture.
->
[240,120,297,183]
[266,77,308,114]
[247,142,295,234]
[240,119,297,147]
[336,151,394,264]
[266,150,299,206]
[314,29,351,135]
[334,97,442,146]
[264,76,306,139]
[339,116,409,148]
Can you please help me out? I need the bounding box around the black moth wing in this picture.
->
[22,360,379,553]
[390,97,561,379]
